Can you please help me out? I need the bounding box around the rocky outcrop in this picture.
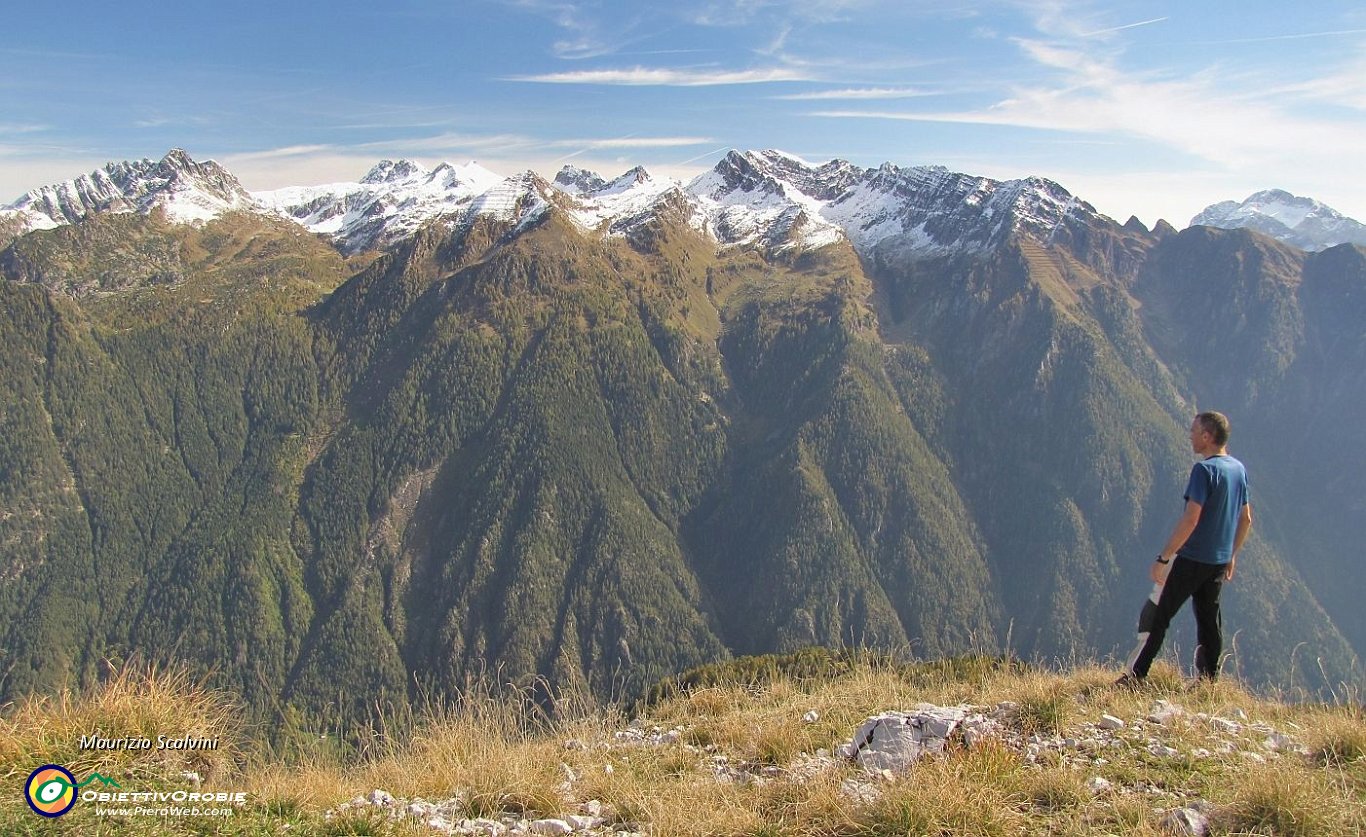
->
[836,705,999,773]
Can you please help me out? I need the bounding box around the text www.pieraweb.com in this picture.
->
[94,805,235,817]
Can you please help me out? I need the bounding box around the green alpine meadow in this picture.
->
[1,151,1363,739]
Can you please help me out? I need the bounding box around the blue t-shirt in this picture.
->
[1178,455,1250,565]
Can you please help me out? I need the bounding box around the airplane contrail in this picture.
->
[1082,17,1168,37]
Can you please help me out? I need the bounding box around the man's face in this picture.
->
[1190,418,1211,454]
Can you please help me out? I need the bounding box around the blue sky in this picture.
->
[3,0,1365,226]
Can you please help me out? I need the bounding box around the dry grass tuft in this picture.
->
[1212,764,1360,836]
[0,662,238,783]
[862,746,1025,836]
[1307,710,1366,767]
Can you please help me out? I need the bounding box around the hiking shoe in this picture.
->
[1113,672,1145,690]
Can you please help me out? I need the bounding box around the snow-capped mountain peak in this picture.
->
[557,165,679,235]
[361,159,430,185]
[5,149,256,229]
[430,161,503,192]
[253,159,511,253]
[604,166,652,192]
[554,166,609,196]
[1191,190,1366,251]
[682,149,1098,256]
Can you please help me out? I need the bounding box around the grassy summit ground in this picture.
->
[2,652,1362,836]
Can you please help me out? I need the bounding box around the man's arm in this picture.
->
[1153,499,1202,583]
[1225,502,1253,581]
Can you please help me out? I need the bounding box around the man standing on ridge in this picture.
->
[1118,411,1253,686]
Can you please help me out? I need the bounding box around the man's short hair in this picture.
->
[1196,411,1230,447]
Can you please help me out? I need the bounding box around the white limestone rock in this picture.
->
[839,705,994,773]
[1209,717,1240,734]
[1148,701,1186,725]
[368,789,397,807]
[1161,802,1212,836]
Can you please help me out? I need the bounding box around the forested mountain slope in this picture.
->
[2,154,1361,728]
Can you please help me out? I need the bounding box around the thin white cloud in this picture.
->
[759,24,794,57]
[551,136,713,149]
[1019,1,1165,42]
[549,135,713,163]
[351,133,542,155]
[811,109,1013,124]
[0,123,48,135]
[1267,64,1366,111]
[133,115,214,129]
[503,0,654,60]
[674,145,733,165]
[1190,28,1366,45]
[813,32,1366,174]
[218,145,338,162]
[775,87,936,100]
[1079,17,1167,38]
[690,0,768,27]
[690,0,872,27]
[507,66,813,85]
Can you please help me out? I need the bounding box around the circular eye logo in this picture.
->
[25,765,78,817]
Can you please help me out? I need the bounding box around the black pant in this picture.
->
[1129,556,1226,679]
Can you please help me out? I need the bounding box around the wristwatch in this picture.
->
[1155,555,1170,565]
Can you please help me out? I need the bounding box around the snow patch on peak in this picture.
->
[362,160,429,185]
[466,171,553,228]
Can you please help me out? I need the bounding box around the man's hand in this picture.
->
[1151,558,1172,584]
[1224,556,1236,582]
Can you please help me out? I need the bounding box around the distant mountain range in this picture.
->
[2,149,1363,727]
[1191,190,1366,252]
[3,148,1109,260]
[7,149,1362,257]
